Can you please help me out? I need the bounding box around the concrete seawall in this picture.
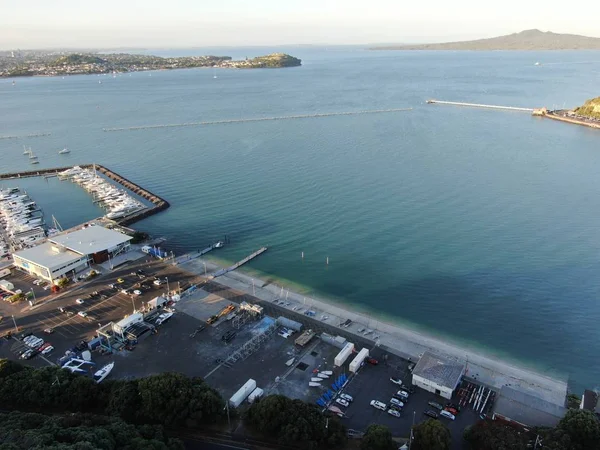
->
[544,113,600,130]
[0,164,169,226]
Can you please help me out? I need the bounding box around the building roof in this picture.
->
[494,386,566,428]
[13,242,84,270]
[412,351,466,390]
[50,225,132,255]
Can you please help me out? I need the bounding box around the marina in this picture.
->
[0,187,46,253]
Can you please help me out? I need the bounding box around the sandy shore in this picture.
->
[179,257,568,406]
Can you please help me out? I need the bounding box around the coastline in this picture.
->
[543,112,600,129]
[180,255,568,406]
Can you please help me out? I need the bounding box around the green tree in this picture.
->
[557,409,600,450]
[360,424,396,450]
[464,420,528,449]
[412,419,451,450]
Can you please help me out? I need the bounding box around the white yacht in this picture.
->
[58,147,70,154]
[93,362,114,383]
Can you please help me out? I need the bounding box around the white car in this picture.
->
[78,311,88,318]
[440,410,455,420]
[41,345,54,355]
[75,298,84,305]
[396,390,410,399]
[23,335,37,344]
[29,338,44,348]
[390,377,402,385]
[370,400,387,411]
[153,279,163,286]
[388,408,401,418]
[390,398,404,408]
[335,398,349,407]
[339,393,354,403]
[133,290,142,295]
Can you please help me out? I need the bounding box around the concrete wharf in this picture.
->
[102,108,414,132]
[427,99,534,112]
[0,164,169,226]
[212,247,268,278]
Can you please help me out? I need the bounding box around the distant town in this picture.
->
[0,51,302,77]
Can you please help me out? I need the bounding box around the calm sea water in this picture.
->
[2,48,600,391]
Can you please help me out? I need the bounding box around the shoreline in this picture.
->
[543,112,600,129]
[180,256,568,406]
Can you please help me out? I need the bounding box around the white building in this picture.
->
[411,351,466,400]
[12,224,132,283]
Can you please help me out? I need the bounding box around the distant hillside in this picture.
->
[573,97,600,119]
[371,29,600,51]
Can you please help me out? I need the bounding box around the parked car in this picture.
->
[153,279,163,286]
[390,398,404,408]
[43,328,54,334]
[390,376,402,385]
[446,403,461,412]
[41,345,54,355]
[38,342,51,351]
[400,384,415,394]
[20,349,34,359]
[133,290,142,295]
[366,357,379,365]
[335,398,349,407]
[444,407,459,416]
[424,410,439,418]
[18,330,33,340]
[339,393,354,403]
[117,278,125,283]
[440,410,456,420]
[75,298,84,305]
[78,311,88,318]
[387,408,401,418]
[428,401,443,410]
[370,400,387,411]
[396,390,410,400]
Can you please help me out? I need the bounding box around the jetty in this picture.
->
[174,242,225,265]
[212,247,268,278]
[0,132,51,140]
[426,99,534,112]
[0,164,169,226]
[102,108,414,132]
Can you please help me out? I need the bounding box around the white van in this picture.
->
[370,400,387,411]
[440,410,455,420]
[396,390,409,400]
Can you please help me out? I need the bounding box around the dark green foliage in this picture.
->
[566,394,581,409]
[130,231,149,244]
[412,418,451,450]
[464,420,529,450]
[0,360,224,430]
[0,411,184,450]
[360,424,396,450]
[245,394,347,449]
[556,409,600,450]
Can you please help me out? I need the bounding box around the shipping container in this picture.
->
[248,387,264,403]
[229,378,257,408]
[349,348,370,373]
[334,342,355,366]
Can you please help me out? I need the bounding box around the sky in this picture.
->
[2,0,600,49]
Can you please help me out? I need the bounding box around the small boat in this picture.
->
[93,362,114,383]
[285,357,295,367]
[534,62,541,66]
[58,147,70,154]
[317,373,330,379]
[213,241,224,248]
[30,160,40,165]
[321,370,333,376]
[311,377,323,382]
[22,146,29,155]
[309,382,321,387]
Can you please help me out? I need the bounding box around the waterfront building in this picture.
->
[411,351,466,400]
[12,224,132,282]
[492,386,566,428]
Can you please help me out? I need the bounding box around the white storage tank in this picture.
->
[248,387,264,403]
[334,342,355,367]
[349,348,369,373]
[229,378,257,408]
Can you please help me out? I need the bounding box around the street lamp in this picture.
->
[203,261,207,276]
[29,288,37,305]
[11,315,18,332]
[165,277,170,296]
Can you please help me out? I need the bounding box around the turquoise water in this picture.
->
[2,48,600,391]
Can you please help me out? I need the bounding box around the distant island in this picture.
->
[371,29,600,51]
[0,51,301,78]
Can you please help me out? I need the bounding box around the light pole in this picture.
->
[131,295,136,313]
[107,253,113,270]
[29,288,36,305]
[203,261,207,276]
[165,277,170,296]
[11,315,18,332]
[252,278,255,296]
[409,410,416,449]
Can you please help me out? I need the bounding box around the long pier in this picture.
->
[427,100,534,112]
[102,108,413,132]
[0,164,169,226]
[212,247,268,278]
[0,132,51,140]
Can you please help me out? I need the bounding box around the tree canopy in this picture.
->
[464,420,529,450]
[412,418,451,450]
[556,409,600,450]
[245,394,347,449]
[360,424,397,450]
[0,411,183,450]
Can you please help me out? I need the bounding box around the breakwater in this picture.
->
[0,164,169,226]
[544,112,600,130]
[102,108,414,132]
[0,132,51,140]
[427,100,535,112]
